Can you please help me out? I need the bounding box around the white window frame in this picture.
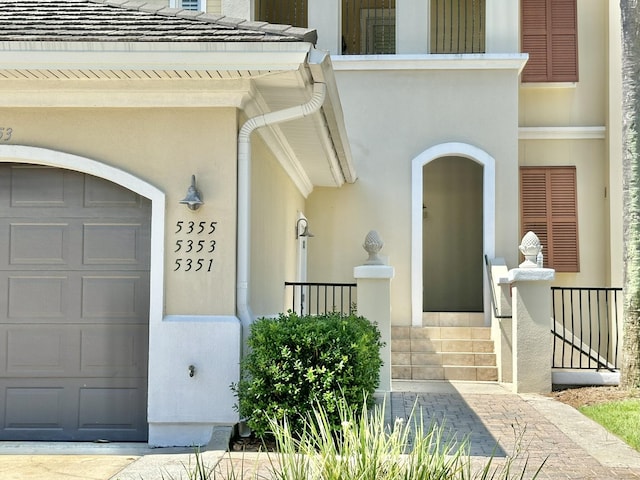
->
[170,0,206,12]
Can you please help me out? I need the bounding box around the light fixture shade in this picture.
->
[180,175,204,210]
[296,218,314,239]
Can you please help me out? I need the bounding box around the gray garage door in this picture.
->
[0,163,150,441]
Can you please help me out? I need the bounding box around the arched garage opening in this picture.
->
[0,146,163,441]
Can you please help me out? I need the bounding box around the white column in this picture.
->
[308,0,341,55]
[396,0,429,54]
[485,0,520,53]
[508,268,555,393]
[354,265,394,393]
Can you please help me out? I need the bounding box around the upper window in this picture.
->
[520,166,579,272]
[255,0,308,28]
[175,0,203,11]
[430,0,485,54]
[343,0,396,54]
[521,0,578,82]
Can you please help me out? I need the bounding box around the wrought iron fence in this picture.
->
[551,287,622,370]
[284,282,357,316]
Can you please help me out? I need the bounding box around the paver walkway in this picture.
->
[2,380,640,479]
[385,381,640,479]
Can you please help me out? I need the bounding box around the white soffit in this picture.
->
[0,41,311,79]
[519,126,607,140]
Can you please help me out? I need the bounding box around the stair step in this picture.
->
[422,312,485,327]
[392,352,496,367]
[392,326,491,341]
[391,322,498,382]
[392,366,498,382]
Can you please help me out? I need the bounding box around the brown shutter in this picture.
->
[521,0,578,82]
[520,167,579,272]
[549,167,579,271]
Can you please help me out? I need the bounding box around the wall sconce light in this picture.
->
[295,218,314,239]
[179,175,204,210]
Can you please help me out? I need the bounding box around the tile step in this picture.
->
[392,365,498,382]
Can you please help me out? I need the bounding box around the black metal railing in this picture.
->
[551,287,622,370]
[484,255,512,319]
[431,0,485,54]
[284,282,357,316]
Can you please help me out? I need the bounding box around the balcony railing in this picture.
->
[284,282,357,316]
[551,287,622,370]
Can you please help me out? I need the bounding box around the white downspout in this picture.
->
[236,82,327,350]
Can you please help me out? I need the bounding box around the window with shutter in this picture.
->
[521,0,578,82]
[520,166,579,272]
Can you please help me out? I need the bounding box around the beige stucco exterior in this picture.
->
[0,0,627,445]
[307,62,523,325]
[0,106,238,315]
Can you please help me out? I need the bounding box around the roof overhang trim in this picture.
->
[0,41,312,72]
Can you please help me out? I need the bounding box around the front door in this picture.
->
[423,156,483,312]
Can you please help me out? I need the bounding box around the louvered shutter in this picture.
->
[521,0,578,82]
[520,167,579,272]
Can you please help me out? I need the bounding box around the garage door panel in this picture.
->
[84,175,143,208]
[4,386,68,431]
[6,326,78,375]
[7,275,68,319]
[79,386,145,432]
[83,222,150,267]
[9,223,69,265]
[80,324,148,377]
[81,274,149,321]
[0,379,147,441]
[10,166,71,208]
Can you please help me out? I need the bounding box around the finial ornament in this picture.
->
[363,230,384,265]
[519,231,543,268]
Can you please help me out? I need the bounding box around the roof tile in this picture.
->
[0,0,316,42]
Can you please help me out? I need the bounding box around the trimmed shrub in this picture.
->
[233,311,383,437]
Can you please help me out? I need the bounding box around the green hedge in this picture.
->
[233,311,383,437]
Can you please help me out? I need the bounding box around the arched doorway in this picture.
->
[411,143,495,326]
[422,156,483,311]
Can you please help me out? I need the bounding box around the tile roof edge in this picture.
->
[87,0,318,44]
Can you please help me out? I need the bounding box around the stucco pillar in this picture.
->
[508,268,555,393]
[308,0,341,55]
[354,265,394,392]
[396,0,429,54]
[485,0,519,53]
[354,230,393,392]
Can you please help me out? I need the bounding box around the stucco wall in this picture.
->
[250,132,306,316]
[518,0,618,289]
[519,139,607,287]
[0,107,238,315]
[308,65,521,325]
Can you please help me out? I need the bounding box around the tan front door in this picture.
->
[0,164,150,441]
[423,156,483,312]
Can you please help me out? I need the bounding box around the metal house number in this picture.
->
[173,220,217,272]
